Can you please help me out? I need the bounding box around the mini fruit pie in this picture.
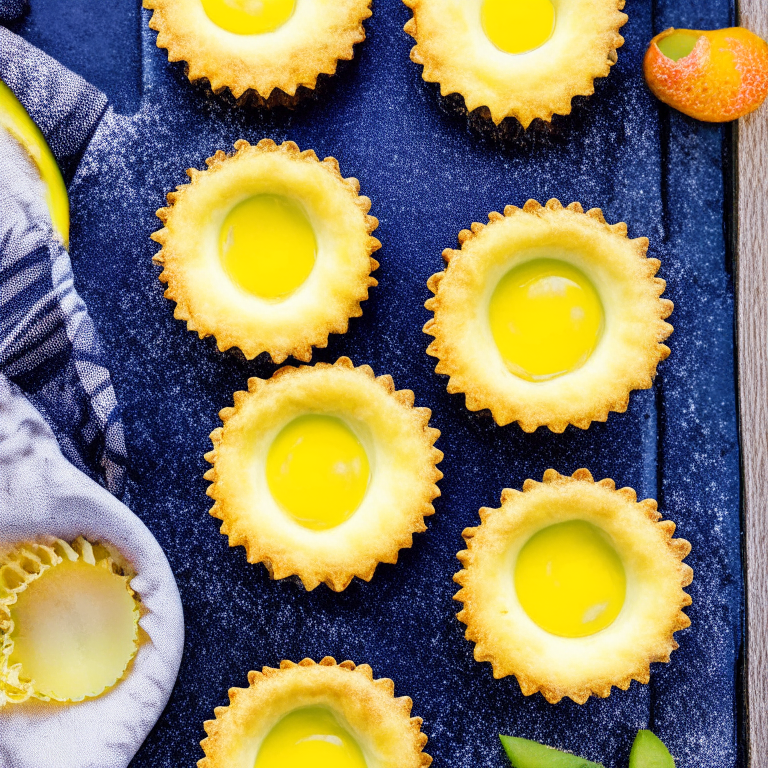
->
[205,358,442,591]
[144,0,372,105]
[424,199,672,433]
[152,139,380,363]
[403,0,627,127]
[199,658,431,768]
[454,469,692,704]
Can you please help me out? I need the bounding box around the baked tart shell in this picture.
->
[152,139,380,363]
[424,198,673,433]
[205,357,443,591]
[199,657,431,767]
[454,469,693,704]
[144,0,372,104]
[403,0,627,127]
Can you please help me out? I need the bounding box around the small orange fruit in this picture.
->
[644,27,768,122]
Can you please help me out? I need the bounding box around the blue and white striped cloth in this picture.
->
[0,20,184,768]
[0,21,128,496]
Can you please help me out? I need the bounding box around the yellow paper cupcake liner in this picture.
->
[0,537,139,705]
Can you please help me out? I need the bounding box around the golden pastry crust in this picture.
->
[144,0,372,103]
[152,139,380,363]
[424,199,673,433]
[454,469,693,705]
[0,537,139,705]
[205,357,443,591]
[403,0,627,127]
[199,657,431,768]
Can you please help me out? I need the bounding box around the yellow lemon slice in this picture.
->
[0,79,69,247]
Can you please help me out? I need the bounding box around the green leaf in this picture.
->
[499,735,604,768]
[629,730,675,768]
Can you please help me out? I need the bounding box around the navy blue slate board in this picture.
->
[12,0,743,765]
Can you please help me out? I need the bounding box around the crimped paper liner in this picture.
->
[0,537,139,705]
[424,198,673,433]
[205,357,443,591]
[152,139,380,363]
[454,469,693,704]
[199,657,431,768]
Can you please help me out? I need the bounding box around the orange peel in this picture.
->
[644,27,768,122]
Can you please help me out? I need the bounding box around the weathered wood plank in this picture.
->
[737,1,768,764]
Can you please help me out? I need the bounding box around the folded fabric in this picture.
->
[0,372,184,768]
[0,27,127,495]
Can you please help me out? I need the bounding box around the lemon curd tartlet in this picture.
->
[454,469,693,704]
[403,0,627,127]
[0,538,140,705]
[205,357,443,591]
[144,0,372,105]
[424,199,673,433]
[199,658,431,768]
[152,139,380,363]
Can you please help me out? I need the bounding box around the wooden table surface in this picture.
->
[738,1,768,764]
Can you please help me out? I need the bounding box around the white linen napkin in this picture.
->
[0,372,184,768]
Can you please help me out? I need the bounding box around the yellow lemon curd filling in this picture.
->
[201,0,295,35]
[8,558,139,700]
[482,0,556,55]
[255,706,368,768]
[514,520,627,638]
[266,414,371,531]
[489,258,604,382]
[657,30,700,62]
[220,194,317,299]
